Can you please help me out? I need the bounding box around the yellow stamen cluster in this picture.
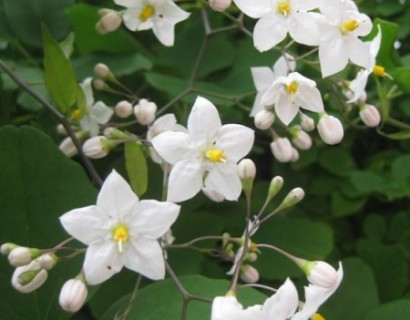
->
[285,81,298,94]
[277,1,291,16]
[205,148,226,163]
[113,225,129,253]
[71,109,81,121]
[373,65,385,77]
[311,313,325,320]
[343,19,359,32]
[139,5,155,22]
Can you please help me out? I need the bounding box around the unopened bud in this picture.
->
[317,114,344,145]
[93,79,107,91]
[96,11,122,34]
[8,247,40,267]
[279,187,305,210]
[246,252,258,262]
[300,114,315,132]
[359,104,381,127]
[209,0,232,12]
[115,100,133,118]
[254,110,275,130]
[300,261,339,288]
[82,136,116,159]
[270,137,293,163]
[103,127,130,139]
[59,279,88,313]
[290,147,299,162]
[268,176,284,199]
[94,63,110,78]
[134,99,157,125]
[237,158,256,180]
[1,242,18,255]
[37,253,58,270]
[292,129,312,150]
[59,137,78,158]
[240,265,259,284]
[12,261,48,293]
[57,124,67,135]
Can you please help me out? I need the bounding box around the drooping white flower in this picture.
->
[261,72,324,126]
[114,0,190,46]
[316,0,373,77]
[234,0,321,51]
[250,54,296,117]
[292,263,343,320]
[77,78,114,137]
[151,96,254,203]
[59,170,180,285]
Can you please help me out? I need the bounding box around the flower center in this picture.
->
[112,225,129,253]
[71,109,81,121]
[373,65,385,77]
[311,313,325,320]
[285,81,298,94]
[342,19,359,32]
[277,1,291,16]
[139,5,155,22]
[205,148,226,163]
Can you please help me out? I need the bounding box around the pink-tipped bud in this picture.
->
[240,265,259,284]
[94,63,110,78]
[59,279,88,313]
[254,109,275,130]
[237,159,256,180]
[96,11,122,34]
[318,114,344,145]
[292,130,312,150]
[209,0,232,12]
[134,99,157,125]
[290,147,299,162]
[300,113,315,132]
[359,104,381,127]
[270,137,293,163]
[115,100,133,118]
[93,79,106,91]
[307,261,339,288]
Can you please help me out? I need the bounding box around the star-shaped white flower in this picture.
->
[233,0,321,52]
[261,72,324,126]
[78,78,113,137]
[250,54,296,117]
[151,96,254,203]
[114,0,190,46]
[59,170,180,285]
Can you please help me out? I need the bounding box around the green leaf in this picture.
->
[319,147,356,177]
[0,126,97,320]
[349,171,386,194]
[378,129,410,140]
[124,142,148,197]
[364,300,410,320]
[363,215,386,241]
[393,67,410,93]
[101,275,267,320]
[3,0,73,47]
[42,25,77,113]
[372,19,401,70]
[331,191,367,217]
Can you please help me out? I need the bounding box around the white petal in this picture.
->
[83,240,123,285]
[151,131,197,165]
[347,37,372,70]
[60,206,110,245]
[123,9,143,31]
[261,80,283,106]
[97,170,139,220]
[80,78,94,107]
[114,0,139,7]
[123,237,165,280]
[152,17,175,46]
[275,94,299,125]
[167,159,203,202]
[211,296,245,320]
[254,15,287,52]
[130,200,180,239]
[232,0,272,18]
[160,0,190,24]
[273,54,296,77]
[263,278,299,319]
[251,67,275,91]
[288,12,320,46]
[205,163,242,201]
[214,124,254,162]
[319,36,349,77]
[369,25,382,58]
[188,97,222,144]
[250,91,265,117]
[296,84,324,113]
[90,102,114,124]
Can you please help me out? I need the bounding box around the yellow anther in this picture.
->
[277,1,291,16]
[139,5,155,22]
[311,313,325,320]
[71,109,81,121]
[205,148,226,163]
[113,225,129,253]
[285,81,298,94]
[373,65,385,77]
[343,19,359,32]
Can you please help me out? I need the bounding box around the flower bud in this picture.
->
[246,252,258,262]
[94,63,110,78]
[254,110,275,130]
[279,187,305,210]
[1,242,18,255]
[359,104,381,127]
[115,100,133,118]
[300,113,315,132]
[12,261,48,293]
[134,99,157,125]
[37,253,58,270]
[82,136,116,159]
[290,147,299,162]
[268,176,284,199]
[237,159,256,180]
[59,279,88,313]
[270,137,293,163]
[303,261,339,288]
[240,265,259,284]
[59,137,78,158]
[57,124,67,135]
[292,129,312,150]
[8,247,40,267]
[209,0,232,12]
[93,79,106,91]
[96,11,122,34]
[317,114,344,145]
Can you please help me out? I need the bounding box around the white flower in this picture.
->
[292,263,343,320]
[114,0,190,46]
[317,0,373,77]
[250,54,296,117]
[59,170,180,285]
[261,72,324,126]
[234,0,321,51]
[151,96,254,203]
[77,78,114,137]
